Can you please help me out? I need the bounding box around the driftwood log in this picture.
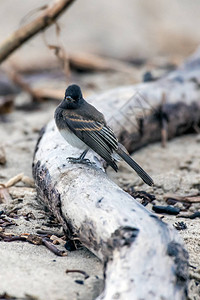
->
[31,48,200,299]
[88,48,200,152]
[33,121,188,300]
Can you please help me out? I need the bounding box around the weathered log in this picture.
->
[87,48,200,152]
[33,120,188,300]
[31,49,200,299]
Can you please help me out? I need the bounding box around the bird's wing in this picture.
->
[62,112,118,171]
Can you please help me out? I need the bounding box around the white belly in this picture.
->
[60,128,88,150]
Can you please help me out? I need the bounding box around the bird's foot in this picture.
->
[67,157,95,166]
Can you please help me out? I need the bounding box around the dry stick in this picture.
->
[42,237,67,256]
[0,0,75,64]
[164,194,200,204]
[7,71,43,102]
[0,232,67,256]
[4,173,24,188]
[66,269,89,279]
[47,44,71,78]
[7,70,64,101]
[9,51,138,75]
[29,88,64,101]
[68,52,137,74]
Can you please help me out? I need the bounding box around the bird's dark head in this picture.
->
[61,84,83,109]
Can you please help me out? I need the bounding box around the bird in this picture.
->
[54,84,154,186]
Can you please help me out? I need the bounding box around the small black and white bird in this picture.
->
[54,84,154,186]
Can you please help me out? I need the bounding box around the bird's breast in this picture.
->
[59,128,88,150]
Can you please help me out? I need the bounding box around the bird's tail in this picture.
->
[116,147,154,186]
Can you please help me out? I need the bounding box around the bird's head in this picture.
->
[62,84,83,109]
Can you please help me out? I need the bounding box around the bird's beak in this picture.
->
[65,96,74,102]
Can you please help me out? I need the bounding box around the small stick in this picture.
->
[42,238,67,256]
[68,52,136,74]
[4,173,24,188]
[66,269,89,279]
[0,233,25,241]
[164,193,200,203]
[3,235,26,242]
[0,232,67,256]
[7,71,42,102]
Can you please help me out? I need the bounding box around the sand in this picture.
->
[0,82,199,299]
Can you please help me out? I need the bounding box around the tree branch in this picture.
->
[0,0,75,64]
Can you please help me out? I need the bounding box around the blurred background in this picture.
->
[0,0,200,67]
[0,2,200,300]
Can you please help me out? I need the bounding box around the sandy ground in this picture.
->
[1,0,200,64]
[0,75,200,299]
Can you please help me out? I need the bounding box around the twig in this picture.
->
[6,69,64,102]
[4,173,24,188]
[42,237,67,256]
[68,52,136,74]
[0,232,67,256]
[22,87,64,102]
[9,51,137,75]
[164,193,200,203]
[66,269,89,279]
[0,0,75,63]
[47,44,71,78]
[0,174,35,193]
[6,70,43,102]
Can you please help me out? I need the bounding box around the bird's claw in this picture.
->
[67,157,95,166]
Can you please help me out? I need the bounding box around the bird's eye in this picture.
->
[65,96,74,102]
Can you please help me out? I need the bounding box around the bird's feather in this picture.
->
[62,111,118,171]
[116,147,154,186]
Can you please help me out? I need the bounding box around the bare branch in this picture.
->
[0,0,75,64]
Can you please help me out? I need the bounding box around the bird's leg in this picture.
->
[67,150,94,165]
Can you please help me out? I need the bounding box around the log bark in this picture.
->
[31,48,200,299]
